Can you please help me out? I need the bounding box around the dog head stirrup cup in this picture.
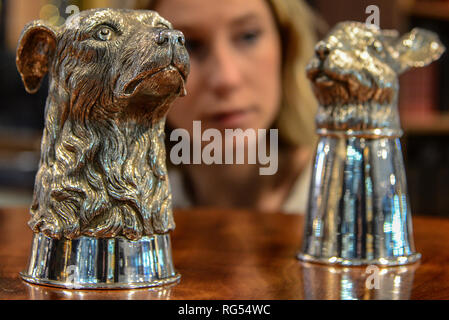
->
[17,8,190,289]
[298,22,445,266]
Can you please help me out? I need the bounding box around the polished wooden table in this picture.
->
[0,207,448,300]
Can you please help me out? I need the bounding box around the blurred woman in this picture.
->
[136,0,320,213]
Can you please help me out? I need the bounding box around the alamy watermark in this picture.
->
[170,121,279,176]
[366,5,380,29]
[39,4,80,28]
[66,264,80,289]
[365,265,381,290]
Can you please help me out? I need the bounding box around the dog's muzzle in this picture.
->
[119,28,190,99]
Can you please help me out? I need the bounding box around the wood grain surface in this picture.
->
[0,207,448,300]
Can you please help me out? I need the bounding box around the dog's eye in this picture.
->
[95,26,115,41]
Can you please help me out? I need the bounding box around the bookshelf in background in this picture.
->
[397,0,449,216]
[399,0,449,131]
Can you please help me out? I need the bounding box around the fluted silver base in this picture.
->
[297,252,421,266]
[298,135,420,266]
[21,233,180,290]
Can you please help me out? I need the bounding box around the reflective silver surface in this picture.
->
[298,134,420,265]
[299,22,445,266]
[23,281,176,300]
[302,262,419,300]
[21,233,179,289]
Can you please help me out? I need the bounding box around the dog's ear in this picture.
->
[392,28,445,74]
[16,21,58,94]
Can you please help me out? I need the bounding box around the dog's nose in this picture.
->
[156,29,185,47]
[315,41,330,60]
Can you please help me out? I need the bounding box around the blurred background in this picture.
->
[0,0,448,215]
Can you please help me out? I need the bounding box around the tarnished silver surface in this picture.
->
[298,22,445,266]
[16,8,189,288]
[21,233,179,290]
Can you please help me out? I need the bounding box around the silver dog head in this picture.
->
[16,9,190,240]
[307,22,445,131]
[298,22,445,267]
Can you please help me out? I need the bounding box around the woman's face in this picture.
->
[155,0,282,134]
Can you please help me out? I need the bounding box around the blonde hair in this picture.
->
[267,0,319,148]
[135,0,320,148]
